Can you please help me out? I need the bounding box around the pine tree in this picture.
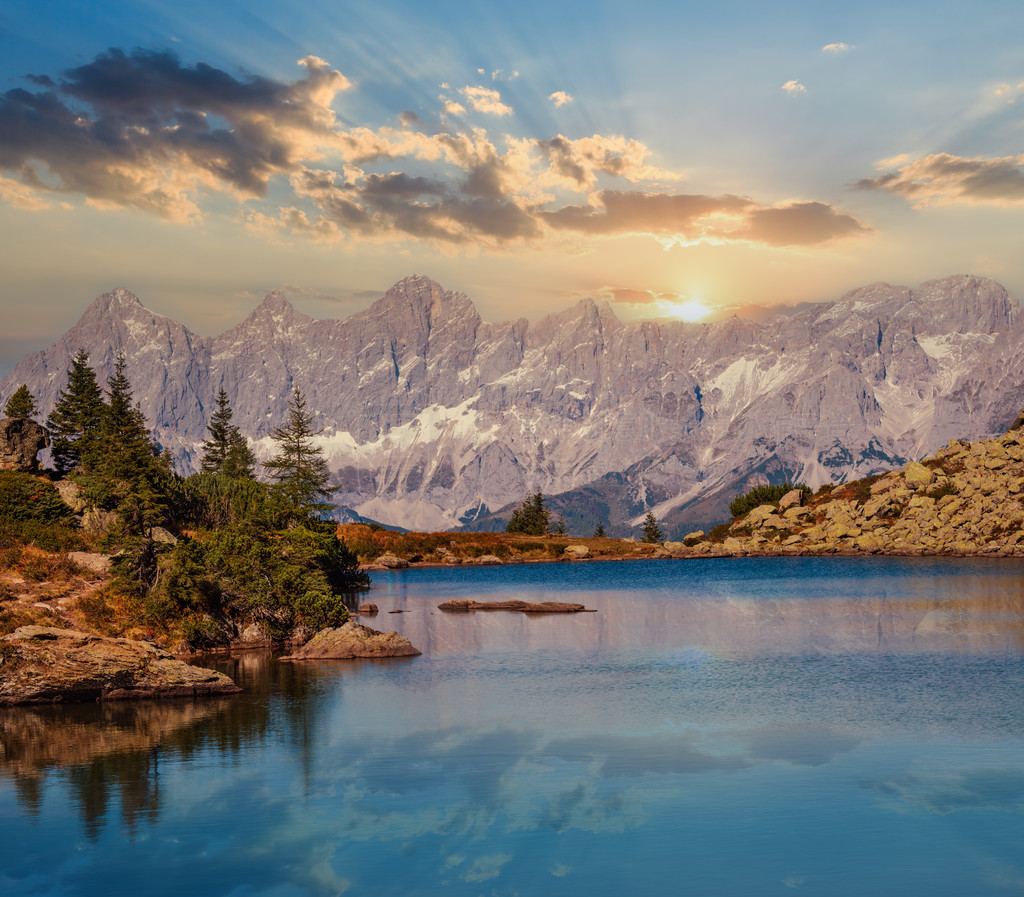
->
[593,521,606,538]
[506,491,550,535]
[98,354,167,532]
[3,385,37,419]
[99,353,159,484]
[641,511,664,543]
[552,514,567,535]
[222,431,256,479]
[46,350,105,474]
[201,388,254,477]
[263,387,334,518]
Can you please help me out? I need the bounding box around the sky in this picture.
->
[2,0,1024,373]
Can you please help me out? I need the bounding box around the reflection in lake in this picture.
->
[2,557,1024,896]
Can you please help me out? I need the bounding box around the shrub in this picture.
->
[729,482,811,518]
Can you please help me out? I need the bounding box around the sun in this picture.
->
[661,298,712,322]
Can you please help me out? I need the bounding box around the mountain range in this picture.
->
[3,273,1022,536]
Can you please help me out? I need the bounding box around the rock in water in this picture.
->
[438,599,595,613]
[0,626,241,705]
[0,417,48,472]
[279,621,421,660]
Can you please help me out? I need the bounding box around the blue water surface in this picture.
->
[2,557,1023,896]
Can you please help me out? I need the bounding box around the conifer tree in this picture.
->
[552,514,567,535]
[201,388,255,477]
[641,511,664,543]
[222,431,257,479]
[100,353,159,484]
[506,491,550,535]
[264,387,334,518]
[593,521,606,538]
[3,385,37,419]
[46,350,105,474]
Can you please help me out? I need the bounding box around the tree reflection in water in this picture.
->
[0,652,327,839]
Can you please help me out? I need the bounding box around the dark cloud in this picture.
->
[856,152,1024,205]
[0,48,347,218]
[544,190,752,237]
[543,191,868,247]
[743,201,872,245]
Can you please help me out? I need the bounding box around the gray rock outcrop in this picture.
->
[0,418,48,472]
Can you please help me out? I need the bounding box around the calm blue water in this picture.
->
[2,557,1024,896]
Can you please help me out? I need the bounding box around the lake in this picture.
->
[2,556,1023,896]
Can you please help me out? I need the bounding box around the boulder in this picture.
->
[67,551,111,574]
[475,554,504,565]
[564,544,590,558]
[375,554,409,569]
[0,417,48,473]
[278,621,421,660]
[778,489,804,510]
[358,603,379,615]
[149,526,178,544]
[744,504,778,528]
[55,479,87,513]
[83,508,117,533]
[0,626,241,705]
[904,461,935,489]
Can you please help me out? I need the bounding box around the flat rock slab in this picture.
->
[279,621,421,660]
[0,626,241,705]
[438,599,596,614]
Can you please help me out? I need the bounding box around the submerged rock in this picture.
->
[279,621,421,660]
[438,599,595,614]
[0,626,241,705]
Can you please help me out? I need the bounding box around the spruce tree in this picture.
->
[46,350,105,474]
[552,514,567,535]
[641,511,664,543]
[593,521,606,538]
[506,491,550,535]
[100,353,158,484]
[263,387,334,518]
[222,431,256,479]
[201,388,254,477]
[3,385,37,419]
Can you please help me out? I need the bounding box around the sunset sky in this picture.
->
[3,0,1024,372]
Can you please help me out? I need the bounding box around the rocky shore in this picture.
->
[0,626,241,705]
[668,430,1024,558]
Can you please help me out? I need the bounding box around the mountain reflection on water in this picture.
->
[1,557,1023,897]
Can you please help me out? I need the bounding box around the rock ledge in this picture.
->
[0,626,241,705]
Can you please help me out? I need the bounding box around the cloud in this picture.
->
[537,134,680,189]
[0,175,49,210]
[822,42,851,53]
[0,48,873,255]
[781,80,807,95]
[0,48,350,220]
[856,152,1024,206]
[543,191,869,247]
[458,85,513,116]
[549,91,573,107]
[742,201,872,245]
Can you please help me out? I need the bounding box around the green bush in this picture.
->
[729,482,811,518]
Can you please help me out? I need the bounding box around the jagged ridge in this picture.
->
[2,273,1023,536]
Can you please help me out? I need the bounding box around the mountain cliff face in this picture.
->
[3,274,1022,535]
